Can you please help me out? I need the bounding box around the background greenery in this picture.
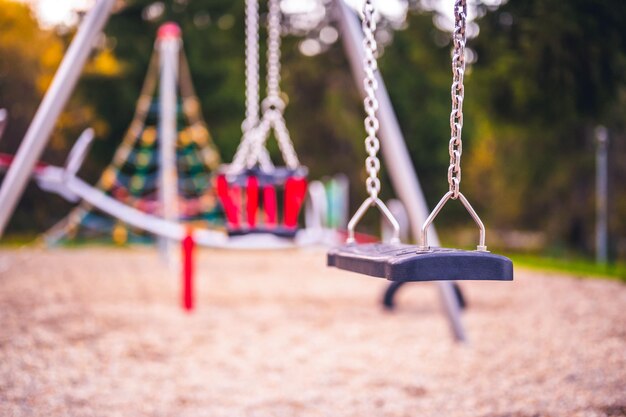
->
[0,0,625,263]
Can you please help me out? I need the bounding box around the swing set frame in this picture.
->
[0,0,469,342]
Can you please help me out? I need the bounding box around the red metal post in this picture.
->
[182,230,195,311]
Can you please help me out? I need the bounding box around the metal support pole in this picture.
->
[336,0,466,342]
[382,199,410,243]
[595,126,609,264]
[157,24,182,264]
[0,109,7,141]
[0,0,116,238]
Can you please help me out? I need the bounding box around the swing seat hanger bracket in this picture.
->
[419,191,487,253]
[347,196,400,244]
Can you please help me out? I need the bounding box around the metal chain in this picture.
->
[243,121,275,172]
[229,127,273,173]
[266,0,282,103]
[262,0,300,169]
[448,0,467,200]
[346,0,400,244]
[419,0,489,252]
[343,0,401,244]
[362,0,382,200]
[242,0,260,134]
[231,0,299,172]
[229,0,270,173]
[245,109,299,169]
[245,0,300,170]
[268,109,299,167]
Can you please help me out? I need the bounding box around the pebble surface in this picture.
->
[0,247,624,417]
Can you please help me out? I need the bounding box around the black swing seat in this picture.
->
[327,243,513,282]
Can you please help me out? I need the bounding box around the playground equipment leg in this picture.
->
[595,126,609,264]
[384,281,467,311]
[336,0,466,342]
[157,31,181,264]
[0,0,116,237]
[182,231,195,311]
[0,109,7,140]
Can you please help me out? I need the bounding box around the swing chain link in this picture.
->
[266,0,282,106]
[231,0,298,172]
[420,0,488,252]
[448,0,467,200]
[345,0,401,244]
[260,0,300,169]
[242,0,260,134]
[228,0,263,174]
[362,0,381,200]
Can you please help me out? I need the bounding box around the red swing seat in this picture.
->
[216,166,307,238]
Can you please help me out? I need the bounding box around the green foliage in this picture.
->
[0,0,64,153]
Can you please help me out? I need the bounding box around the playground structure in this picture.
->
[44,24,222,245]
[0,0,518,342]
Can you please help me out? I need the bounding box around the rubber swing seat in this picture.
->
[327,243,513,282]
[216,166,308,238]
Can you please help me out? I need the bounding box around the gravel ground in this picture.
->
[0,247,625,417]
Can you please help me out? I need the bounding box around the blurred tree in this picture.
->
[0,0,121,233]
[463,0,626,254]
[0,0,64,154]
